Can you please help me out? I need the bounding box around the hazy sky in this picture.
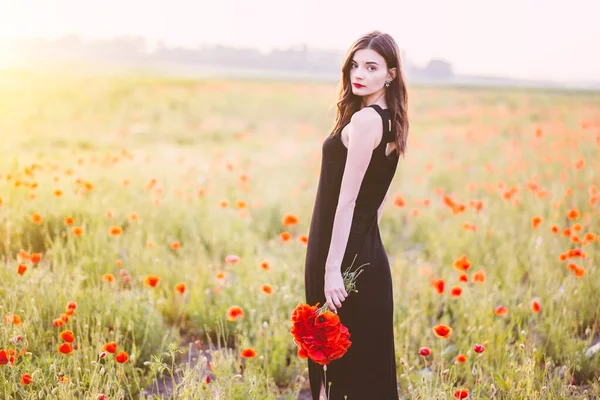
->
[0,0,599,81]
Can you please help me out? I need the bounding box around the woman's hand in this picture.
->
[324,269,348,313]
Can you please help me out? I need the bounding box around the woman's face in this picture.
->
[349,48,389,97]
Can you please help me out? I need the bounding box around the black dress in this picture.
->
[304,104,400,399]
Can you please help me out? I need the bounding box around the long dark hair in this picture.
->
[331,31,409,158]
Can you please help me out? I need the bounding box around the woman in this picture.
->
[304,30,409,400]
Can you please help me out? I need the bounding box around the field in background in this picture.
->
[1,69,600,399]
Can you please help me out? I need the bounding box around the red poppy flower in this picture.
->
[454,388,469,399]
[30,253,42,264]
[144,275,160,287]
[453,254,471,271]
[450,286,462,298]
[298,234,309,245]
[3,314,22,326]
[494,305,509,316]
[115,351,129,363]
[418,347,431,356]
[58,343,74,354]
[473,270,486,283]
[174,283,186,295]
[109,226,123,237]
[531,298,541,313]
[432,279,445,294]
[240,348,257,358]
[432,324,452,339]
[394,193,405,207]
[455,353,467,363]
[261,284,273,295]
[60,330,75,343]
[280,231,292,242]
[260,260,271,271]
[227,306,244,322]
[473,344,485,353]
[567,208,580,220]
[0,349,8,365]
[290,303,352,365]
[103,342,117,354]
[282,213,299,226]
[20,374,33,385]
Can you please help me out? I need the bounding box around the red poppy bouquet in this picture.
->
[290,256,368,365]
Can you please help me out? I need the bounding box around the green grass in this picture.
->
[0,69,599,399]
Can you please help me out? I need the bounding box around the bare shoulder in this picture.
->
[350,107,381,127]
[348,107,383,147]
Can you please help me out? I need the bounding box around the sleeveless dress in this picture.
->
[304,104,400,400]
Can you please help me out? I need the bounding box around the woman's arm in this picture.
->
[325,109,382,274]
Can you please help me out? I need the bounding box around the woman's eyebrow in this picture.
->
[352,60,379,65]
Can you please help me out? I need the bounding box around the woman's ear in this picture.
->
[388,68,397,82]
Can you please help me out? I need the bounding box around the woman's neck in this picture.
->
[361,91,387,109]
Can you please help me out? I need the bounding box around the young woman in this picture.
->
[304,30,409,399]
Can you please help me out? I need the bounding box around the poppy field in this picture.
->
[1,70,600,399]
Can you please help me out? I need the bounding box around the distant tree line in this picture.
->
[3,35,455,80]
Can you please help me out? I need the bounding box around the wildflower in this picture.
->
[58,343,74,354]
[240,348,257,358]
[226,306,244,322]
[144,275,160,287]
[473,270,486,283]
[432,279,445,294]
[280,231,292,242]
[60,330,75,343]
[174,283,186,295]
[225,255,240,264]
[455,354,467,363]
[20,374,33,385]
[453,254,471,271]
[282,213,299,226]
[103,342,117,354]
[260,260,271,271]
[261,284,274,295]
[495,305,509,316]
[115,351,129,363]
[531,298,541,313]
[418,347,431,356]
[473,344,485,353]
[432,325,452,339]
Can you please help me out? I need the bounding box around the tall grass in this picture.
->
[0,70,599,399]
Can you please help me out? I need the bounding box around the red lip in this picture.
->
[353,83,365,88]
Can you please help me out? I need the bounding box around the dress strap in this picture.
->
[367,104,394,143]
